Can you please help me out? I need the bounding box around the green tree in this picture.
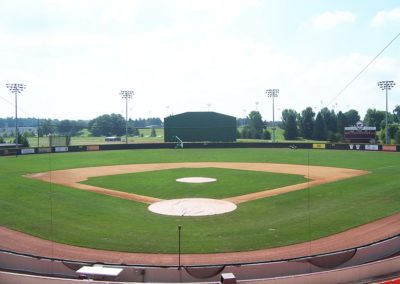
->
[327,131,341,142]
[395,128,400,144]
[299,107,315,139]
[236,129,242,139]
[281,109,297,130]
[58,119,87,136]
[131,127,140,136]
[336,111,347,135]
[127,119,140,136]
[13,133,30,147]
[283,112,298,140]
[38,119,56,136]
[312,112,327,140]
[89,114,125,136]
[247,111,265,139]
[150,127,157,137]
[241,126,250,139]
[263,129,271,140]
[388,125,399,139]
[393,105,400,123]
[344,109,360,127]
[321,108,337,133]
[59,120,74,135]
[363,109,386,130]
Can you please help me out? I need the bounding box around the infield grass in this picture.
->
[0,148,399,253]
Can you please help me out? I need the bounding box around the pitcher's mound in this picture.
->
[148,198,237,216]
[176,177,217,183]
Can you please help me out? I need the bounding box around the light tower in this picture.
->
[120,90,134,144]
[6,83,26,155]
[266,89,279,142]
[377,81,395,144]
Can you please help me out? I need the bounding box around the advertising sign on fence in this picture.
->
[349,144,361,150]
[313,143,326,149]
[86,145,100,151]
[21,148,35,155]
[55,147,68,152]
[2,149,17,156]
[38,147,51,153]
[382,145,396,152]
[365,145,379,151]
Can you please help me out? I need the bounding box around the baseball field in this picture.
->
[0,148,399,261]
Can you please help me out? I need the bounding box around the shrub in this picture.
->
[263,129,271,140]
[395,129,400,144]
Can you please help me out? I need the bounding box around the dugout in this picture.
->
[164,112,236,142]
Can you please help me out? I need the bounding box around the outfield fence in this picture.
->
[0,142,399,156]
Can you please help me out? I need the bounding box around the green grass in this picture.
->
[0,148,399,253]
[82,167,308,199]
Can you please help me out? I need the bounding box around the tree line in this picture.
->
[0,116,162,137]
[279,105,400,143]
[1,105,400,144]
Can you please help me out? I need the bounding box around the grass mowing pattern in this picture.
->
[0,148,399,253]
[82,167,308,199]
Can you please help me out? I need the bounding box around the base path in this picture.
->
[27,162,369,204]
[1,212,400,265]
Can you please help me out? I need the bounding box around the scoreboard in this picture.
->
[344,122,376,143]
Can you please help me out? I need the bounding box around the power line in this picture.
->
[326,30,400,108]
[0,93,36,118]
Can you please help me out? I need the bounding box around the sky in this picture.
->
[0,0,400,121]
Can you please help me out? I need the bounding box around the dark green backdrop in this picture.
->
[164,112,237,142]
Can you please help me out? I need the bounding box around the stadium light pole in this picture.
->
[6,83,26,156]
[266,89,279,142]
[377,81,395,144]
[120,90,134,144]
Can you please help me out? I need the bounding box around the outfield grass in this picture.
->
[82,167,308,199]
[0,148,399,253]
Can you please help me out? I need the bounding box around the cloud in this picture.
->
[100,0,142,24]
[1,1,399,121]
[311,11,356,30]
[370,7,400,27]
[42,0,142,25]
